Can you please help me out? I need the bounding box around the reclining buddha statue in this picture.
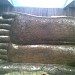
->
[1,12,75,66]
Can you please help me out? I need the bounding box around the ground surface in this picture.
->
[0,62,75,75]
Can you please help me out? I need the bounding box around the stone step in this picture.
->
[0,18,13,24]
[0,59,7,63]
[0,36,10,43]
[0,29,9,36]
[0,49,7,55]
[0,43,9,49]
[0,24,11,30]
[2,12,16,19]
[0,54,8,60]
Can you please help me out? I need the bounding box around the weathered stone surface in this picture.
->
[2,12,16,19]
[0,54,8,60]
[0,36,10,43]
[8,44,75,65]
[0,63,75,75]
[0,43,9,49]
[0,24,11,30]
[0,49,7,55]
[0,29,9,36]
[6,13,75,45]
[0,18,13,24]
